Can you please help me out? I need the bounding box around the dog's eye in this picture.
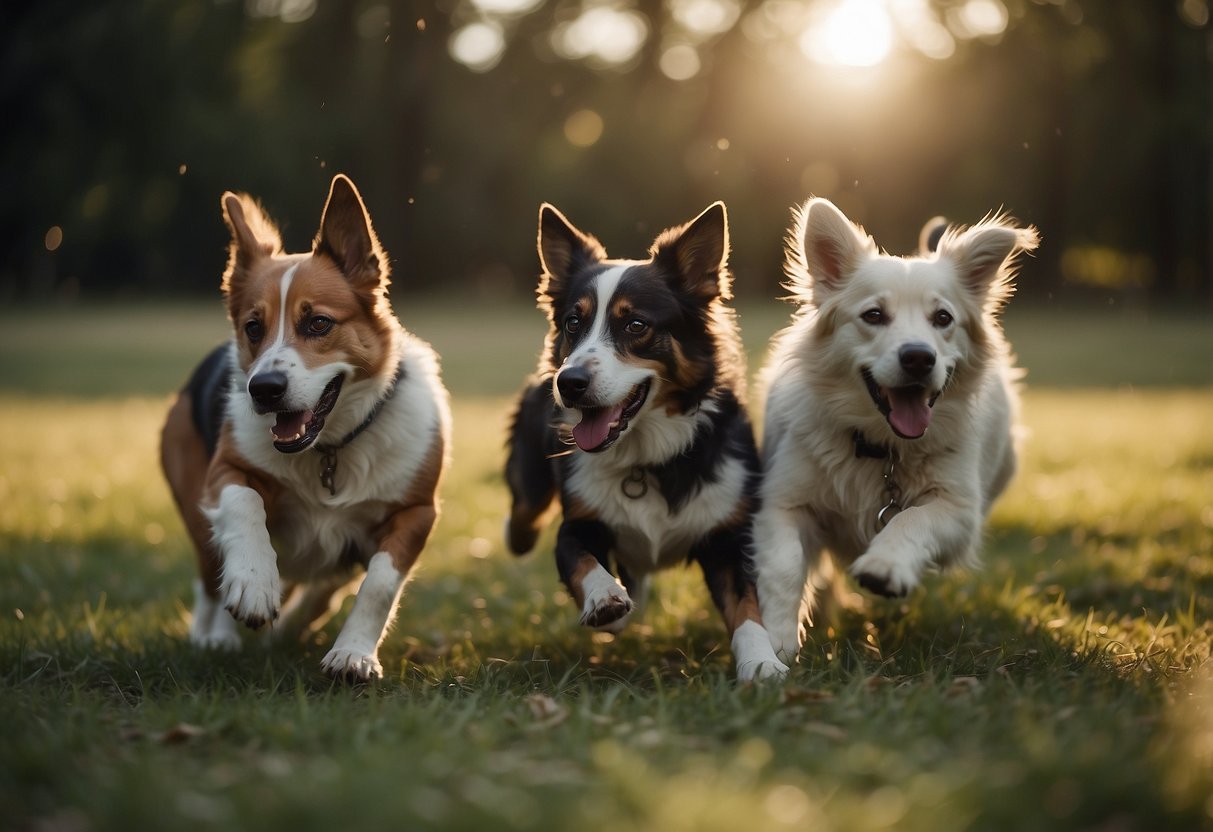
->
[932,309,954,328]
[624,319,648,335]
[860,308,886,325]
[564,315,581,335]
[306,315,335,336]
[244,319,264,342]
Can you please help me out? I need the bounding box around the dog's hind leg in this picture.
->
[162,391,241,650]
[505,379,560,555]
[693,527,788,681]
[274,574,358,643]
[188,579,241,650]
[617,564,651,622]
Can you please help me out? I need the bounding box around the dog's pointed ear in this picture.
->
[314,174,389,294]
[791,198,875,297]
[651,201,731,301]
[221,192,282,301]
[221,191,281,266]
[918,216,948,256]
[537,203,606,309]
[938,215,1039,309]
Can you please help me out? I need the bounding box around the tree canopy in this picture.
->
[2,0,1209,304]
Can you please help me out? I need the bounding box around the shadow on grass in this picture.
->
[4,513,1209,702]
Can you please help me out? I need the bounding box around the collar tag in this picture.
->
[313,361,405,496]
[621,466,648,499]
[854,430,903,526]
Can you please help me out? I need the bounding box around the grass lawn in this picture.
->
[1,298,1211,831]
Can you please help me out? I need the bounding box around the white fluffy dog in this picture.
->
[746,197,1039,677]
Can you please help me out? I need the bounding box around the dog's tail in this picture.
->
[919,216,948,255]
[504,377,560,555]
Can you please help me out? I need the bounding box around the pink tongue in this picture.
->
[571,405,624,451]
[272,409,312,441]
[885,388,932,438]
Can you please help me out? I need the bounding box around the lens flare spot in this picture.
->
[449,21,506,71]
[801,0,894,68]
[659,43,702,80]
[564,109,605,147]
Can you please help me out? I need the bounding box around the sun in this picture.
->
[801,0,895,68]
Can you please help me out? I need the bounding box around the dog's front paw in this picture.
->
[739,656,791,682]
[733,620,791,682]
[189,614,242,651]
[321,646,383,682]
[221,565,281,630]
[764,621,802,666]
[579,575,633,631]
[850,553,918,598]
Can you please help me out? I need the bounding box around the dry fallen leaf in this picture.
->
[524,693,569,729]
[155,723,205,745]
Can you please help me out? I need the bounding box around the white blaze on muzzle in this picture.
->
[556,266,653,452]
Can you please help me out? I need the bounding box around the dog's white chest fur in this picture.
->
[567,445,747,574]
[225,336,447,579]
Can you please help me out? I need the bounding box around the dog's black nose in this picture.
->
[248,371,289,409]
[555,366,591,405]
[899,343,936,380]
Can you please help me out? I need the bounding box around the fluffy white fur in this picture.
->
[751,197,1039,665]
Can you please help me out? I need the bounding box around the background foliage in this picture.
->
[2,0,1210,304]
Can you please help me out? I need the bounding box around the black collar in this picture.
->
[852,429,891,460]
[315,361,405,495]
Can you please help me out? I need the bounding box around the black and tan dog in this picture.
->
[505,202,785,678]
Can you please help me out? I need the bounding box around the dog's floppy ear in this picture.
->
[938,215,1039,310]
[789,198,875,298]
[650,201,732,301]
[314,174,389,295]
[221,192,283,293]
[537,204,607,310]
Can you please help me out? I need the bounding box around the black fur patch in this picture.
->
[185,343,233,458]
[555,518,615,589]
[645,389,759,514]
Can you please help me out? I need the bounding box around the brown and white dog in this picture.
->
[160,175,450,681]
[505,202,786,679]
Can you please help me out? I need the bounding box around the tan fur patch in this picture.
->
[202,421,285,515]
[371,421,446,574]
[568,553,603,608]
[160,392,224,596]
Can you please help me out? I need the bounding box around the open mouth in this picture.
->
[570,380,652,453]
[269,375,344,453]
[862,369,941,440]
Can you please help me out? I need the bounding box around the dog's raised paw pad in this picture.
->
[228,607,266,630]
[581,596,632,628]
